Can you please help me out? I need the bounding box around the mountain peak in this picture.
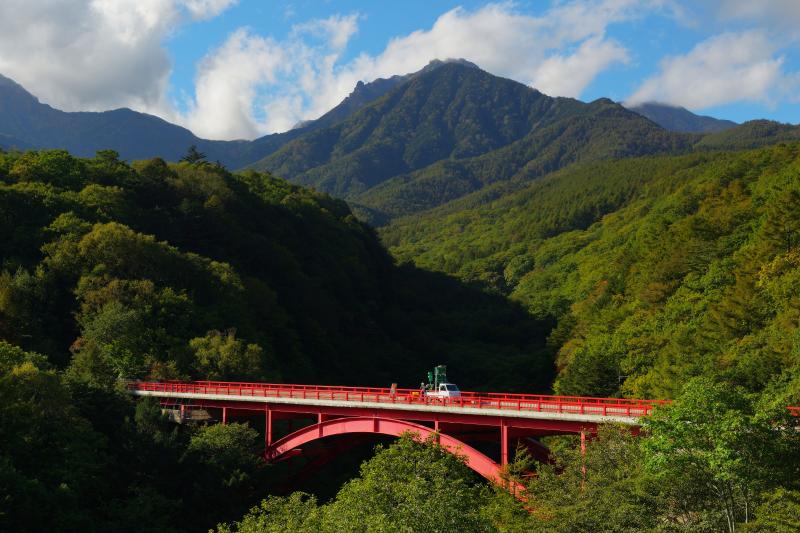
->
[420,58,481,73]
[0,73,39,103]
[0,73,20,88]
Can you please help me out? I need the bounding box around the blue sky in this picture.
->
[0,1,798,139]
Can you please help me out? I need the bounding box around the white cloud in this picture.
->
[179,14,360,138]
[627,31,794,109]
[182,0,238,20]
[0,0,716,140]
[531,37,629,97]
[183,1,662,139]
[183,28,286,139]
[0,0,236,116]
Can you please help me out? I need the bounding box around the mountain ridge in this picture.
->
[2,63,797,229]
[248,63,700,223]
[0,60,480,168]
[628,102,737,133]
[0,68,405,167]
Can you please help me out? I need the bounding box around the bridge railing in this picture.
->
[127,380,670,418]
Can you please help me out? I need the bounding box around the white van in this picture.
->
[426,382,461,399]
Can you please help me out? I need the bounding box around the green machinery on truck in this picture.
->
[423,365,461,398]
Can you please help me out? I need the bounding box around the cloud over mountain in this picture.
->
[0,0,237,117]
[182,1,656,139]
[0,0,797,140]
[627,30,797,109]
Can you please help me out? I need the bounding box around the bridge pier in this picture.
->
[500,420,509,466]
[581,430,587,486]
[222,407,227,425]
[265,406,273,447]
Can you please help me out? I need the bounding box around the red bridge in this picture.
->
[128,380,669,484]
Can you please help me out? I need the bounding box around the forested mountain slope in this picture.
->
[0,73,217,162]
[384,143,800,401]
[250,62,576,191]
[3,146,800,532]
[0,149,553,391]
[354,98,695,221]
[5,65,794,230]
[696,119,800,150]
[250,63,697,223]
[0,132,32,151]
[0,61,486,170]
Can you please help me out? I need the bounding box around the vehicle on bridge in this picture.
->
[422,365,461,400]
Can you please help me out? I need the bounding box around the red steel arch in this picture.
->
[266,416,510,485]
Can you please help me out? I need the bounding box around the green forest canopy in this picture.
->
[384,143,800,401]
[0,148,554,391]
[2,144,800,531]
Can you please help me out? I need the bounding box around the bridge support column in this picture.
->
[317,413,330,437]
[500,420,509,466]
[581,431,587,487]
[222,407,227,425]
[265,406,273,447]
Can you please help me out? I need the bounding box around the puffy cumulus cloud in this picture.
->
[0,0,236,114]
[180,14,360,138]
[531,37,629,97]
[187,1,665,139]
[183,28,285,139]
[627,31,796,109]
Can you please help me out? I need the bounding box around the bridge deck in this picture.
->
[128,380,668,425]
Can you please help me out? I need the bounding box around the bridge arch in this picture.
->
[265,416,507,484]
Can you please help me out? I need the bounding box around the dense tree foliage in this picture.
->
[386,143,800,399]
[216,434,492,533]
[0,147,551,530]
[641,378,797,532]
[0,342,279,531]
[0,148,552,390]
[3,134,800,532]
[508,379,800,532]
